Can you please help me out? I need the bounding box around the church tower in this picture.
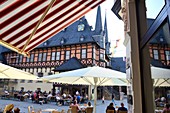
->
[104,12,111,55]
[94,6,105,48]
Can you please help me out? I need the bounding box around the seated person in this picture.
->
[87,102,93,107]
[56,94,64,105]
[117,103,127,113]
[76,94,81,104]
[47,91,52,99]
[70,100,80,112]
[162,104,170,113]
[84,102,93,113]
[14,108,20,113]
[106,102,116,113]
[4,90,9,95]
[62,93,67,99]
[4,104,14,113]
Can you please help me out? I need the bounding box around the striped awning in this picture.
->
[0,0,105,56]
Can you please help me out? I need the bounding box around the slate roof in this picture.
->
[53,57,85,72]
[111,57,126,73]
[37,16,98,48]
[151,59,170,69]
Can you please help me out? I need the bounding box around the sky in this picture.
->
[85,0,125,57]
[145,0,165,19]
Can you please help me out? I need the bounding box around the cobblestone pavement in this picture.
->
[0,98,127,113]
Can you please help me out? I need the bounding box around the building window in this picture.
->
[16,55,19,63]
[153,49,159,60]
[56,52,60,60]
[165,50,170,60]
[28,80,33,83]
[100,53,104,60]
[44,42,47,46]
[51,52,55,61]
[60,38,65,44]
[62,28,67,31]
[30,54,34,62]
[19,55,23,63]
[20,80,25,83]
[38,53,42,61]
[82,49,86,58]
[78,24,85,31]
[93,48,96,59]
[26,57,30,62]
[38,72,43,77]
[42,53,47,61]
[66,51,70,60]
[48,72,53,75]
[80,35,84,42]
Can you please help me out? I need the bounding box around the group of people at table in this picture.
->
[9,89,88,105]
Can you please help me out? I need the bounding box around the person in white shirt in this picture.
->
[62,93,66,99]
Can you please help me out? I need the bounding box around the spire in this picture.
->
[104,11,108,43]
[95,6,103,33]
[104,10,110,55]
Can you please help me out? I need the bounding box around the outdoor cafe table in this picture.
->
[38,96,47,104]
[155,109,163,113]
[42,108,57,113]
[57,98,72,105]
[79,105,88,113]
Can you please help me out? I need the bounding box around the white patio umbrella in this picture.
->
[151,66,170,87]
[0,63,38,80]
[40,66,127,113]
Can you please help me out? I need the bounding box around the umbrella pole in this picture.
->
[93,77,98,113]
[94,85,97,113]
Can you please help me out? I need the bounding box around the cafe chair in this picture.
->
[67,108,71,113]
[28,106,36,113]
[165,111,170,113]
[86,107,93,113]
[70,106,78,113]
[119,111,127,113]
[106,110,114,113]
[28,106,31,113]
[52,111,61,113]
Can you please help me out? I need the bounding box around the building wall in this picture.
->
[2,42,108,92]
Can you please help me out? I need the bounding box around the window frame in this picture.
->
[165,50,170,60]
[81,49,87,58]
[153,49,159,60]
[65,50,70,60]
[56,51,60,60]
[38,53,42,61]
[42,52,47,61]
[51,52,56,61]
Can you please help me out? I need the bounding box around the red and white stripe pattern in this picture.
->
[0,0,105,55]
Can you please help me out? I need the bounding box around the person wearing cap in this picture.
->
[4,104,14,113]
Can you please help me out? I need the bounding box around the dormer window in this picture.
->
[62,28,67,32]
[80,35,84,42]
[60,38,65,44]
[44,42,47,46]
[43,41,49,46]
[78,24,85,31]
